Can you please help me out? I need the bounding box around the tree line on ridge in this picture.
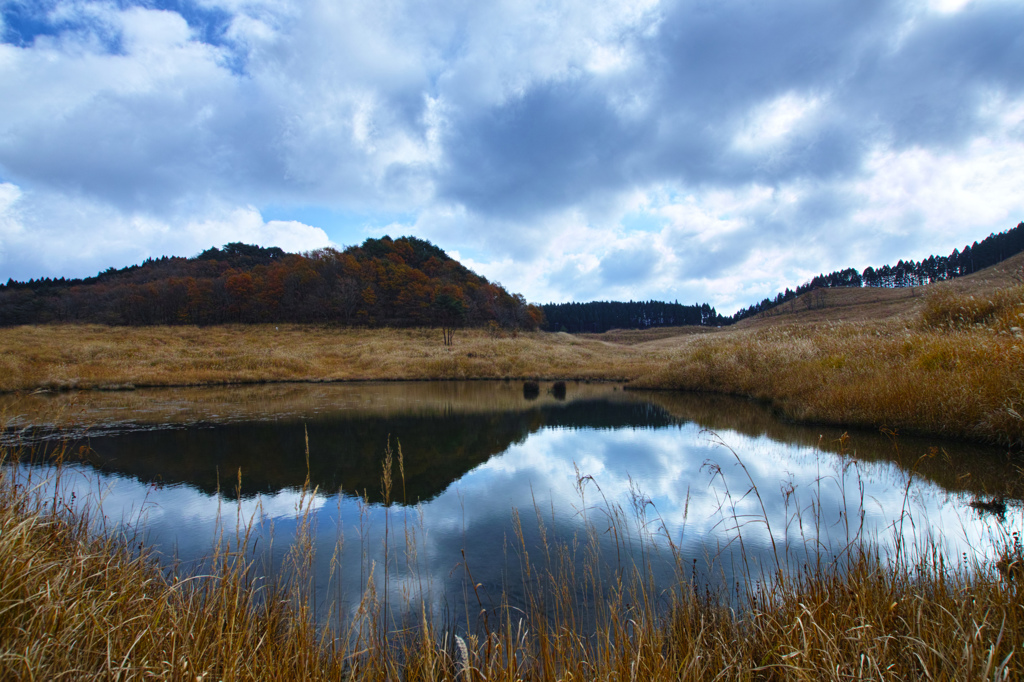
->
[541,300,724,333]
[730,221,1024,322]
[0,237,543,330]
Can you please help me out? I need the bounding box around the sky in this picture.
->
[1,0,1022,314]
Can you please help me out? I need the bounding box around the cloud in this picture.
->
[0,182,23,264]
[436,78,646,219]
[0,183,330,281]
[598,242,660,288]
[2,0,1024,312]
[434,0,1024,215]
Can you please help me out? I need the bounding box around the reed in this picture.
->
[2,432,1023,680]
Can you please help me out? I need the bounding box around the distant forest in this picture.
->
[0,236,543,330]
[731,221,1024,322]
[542,300,724,333]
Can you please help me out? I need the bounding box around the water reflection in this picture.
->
[6,382,1018,500]
[4,381,1022,625]
[19,395,676,503]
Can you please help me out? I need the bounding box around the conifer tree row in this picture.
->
[540,300,723,333]
[731,221,1024,322]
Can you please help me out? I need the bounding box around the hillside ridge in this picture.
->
[0,236,543,329]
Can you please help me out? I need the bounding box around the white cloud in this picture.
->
[851,125,1024,256]
[0,184,331,280]
[432,0,660,109]
[184,207,333,254]
[0,182,23,265]
[119,7,193,52]
[926,0,975,14]
[733,92,825,153]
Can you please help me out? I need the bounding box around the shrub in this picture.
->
[523,380,540,399]
[551,381,567,399]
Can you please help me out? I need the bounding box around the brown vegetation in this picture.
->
[0,237,544,329]
[632,283,1024,447]
[3,313,1022,446]
[0,446,346,679]
[0,325,651,392]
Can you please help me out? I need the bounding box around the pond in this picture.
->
[3,381,1021,628]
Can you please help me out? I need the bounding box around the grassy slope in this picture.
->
[2,252,1023,444]
[625,252,1024,446]
[0,326,655,392]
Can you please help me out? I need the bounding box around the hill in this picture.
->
[539,221,1024,335]
[731,221,1024,323]
[0,236,542,330]
[576,249,1024,350]
[730,248,1024,330]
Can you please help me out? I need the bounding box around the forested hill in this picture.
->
[542,300,724,333]
[0,237,543,329]
[732,221,1024,323]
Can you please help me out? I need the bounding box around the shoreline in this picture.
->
[4,371,1020,453]
[10,374,630,396]
[2,313,1022,447]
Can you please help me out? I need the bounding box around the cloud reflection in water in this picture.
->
[29,413,1020,626]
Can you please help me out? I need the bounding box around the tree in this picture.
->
[224,272,255,321]
[434,291,466,346]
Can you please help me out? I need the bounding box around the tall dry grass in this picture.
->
[0,442,352,680]
[3,433,1024,680]
[634,286,1024,446]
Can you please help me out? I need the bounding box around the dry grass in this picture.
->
[3,315,1022,445]
[577,326,716,345]
[0,325,657,393]
[633,286,1024,446]
[0,447,349,680]
[3,437,1024,680]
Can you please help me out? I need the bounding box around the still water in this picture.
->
[4,381,1021,624]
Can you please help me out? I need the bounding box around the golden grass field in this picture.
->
[3,251,1024,445]
[0,324,652,391]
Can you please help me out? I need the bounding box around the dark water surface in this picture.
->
[4,381,1021,624]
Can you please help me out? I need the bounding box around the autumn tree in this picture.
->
[434,287,466,346]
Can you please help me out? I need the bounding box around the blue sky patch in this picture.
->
[620,210,667,234]
[260,205,419,248]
